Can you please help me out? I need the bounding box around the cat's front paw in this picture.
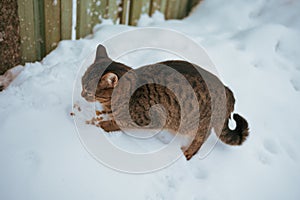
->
[98,120,120,132]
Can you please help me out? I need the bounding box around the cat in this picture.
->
[81,45,249,160]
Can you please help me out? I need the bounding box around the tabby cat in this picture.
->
[81,45,249,160]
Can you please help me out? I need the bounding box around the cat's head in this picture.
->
[81,45,132,105]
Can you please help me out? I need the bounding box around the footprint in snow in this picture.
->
[280,141,298,161]
[263,139,280,155]
[290,77,300,92]
[23,150,41,172]
[191,167,209,180]
[146,193,165,200]
[258,151,272,165]
[164,175,177,189]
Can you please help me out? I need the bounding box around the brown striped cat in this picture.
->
[81,45,249,160]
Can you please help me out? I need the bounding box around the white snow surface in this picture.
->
[1,0,300,199]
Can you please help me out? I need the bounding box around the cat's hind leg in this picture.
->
[182,126,211,160]
[98,120,121,132]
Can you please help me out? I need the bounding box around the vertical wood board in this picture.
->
[76,0,107,39]
[129,0,150,25]
[61,0,72,40]
[121,0,130,24]
[165,0,180,19]
[178,0,188,19]
[107,0,120,23]
[150,0,161,16]
[44,0,61,54]
[17,0,37,62]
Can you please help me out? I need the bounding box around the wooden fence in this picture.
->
[17,0,200,63]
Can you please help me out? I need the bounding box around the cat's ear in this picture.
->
[95,45,109,60]
[101,72,118,88]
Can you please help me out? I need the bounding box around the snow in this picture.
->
[53,0,57,6]
[71,0,77,40]
[96,1,101,7]
[1,0,300,199]
[137,11,165,27]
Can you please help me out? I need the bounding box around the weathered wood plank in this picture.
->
[93,0,108,22]
[16,0,195,64]
[165,0,180,19]
[150,0,160,16]
[33,0,45,60]
[76,0,107,39]
[44,0,61,54]
[159,0,167,15]
[17,0,37,62]
[187,0,201,13]
[121,0,130,24]
[61,0,72,40]
[191,0,201,8]
[107,0,121,23]
[129,0,150,26]
[76,0,88,39]
[178,0,188,19]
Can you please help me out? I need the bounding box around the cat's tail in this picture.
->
[218,113,249,145]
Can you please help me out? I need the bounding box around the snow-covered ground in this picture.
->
[1,0,300,199]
